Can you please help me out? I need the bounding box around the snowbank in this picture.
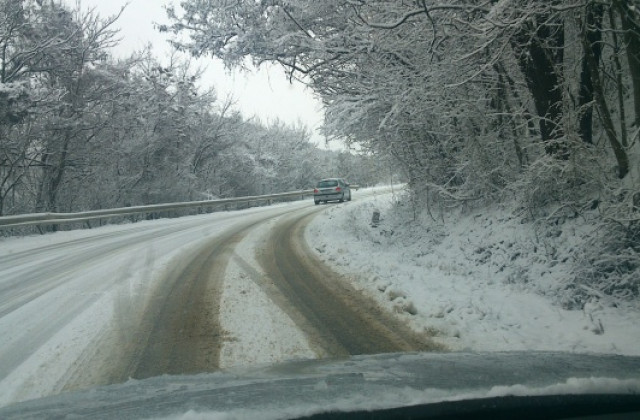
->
[305,189,640,355]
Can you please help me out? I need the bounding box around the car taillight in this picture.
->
[314,188,319,193]
[335,187,341,192]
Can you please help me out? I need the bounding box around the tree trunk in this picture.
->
[615,0,640,128]
[610,6,629,148]
[583,8,629,178]
[512,14,566,158]
[577,3,604,144]
[35,132,71,216]
[493,61,526,168]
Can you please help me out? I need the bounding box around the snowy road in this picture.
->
[0,188,432,407]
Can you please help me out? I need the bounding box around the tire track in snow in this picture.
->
[84,209,304,383]
[258,206,442,357]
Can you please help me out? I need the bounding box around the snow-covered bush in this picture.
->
[565,190,640,309]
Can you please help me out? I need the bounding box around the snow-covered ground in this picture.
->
[306,188,640,355]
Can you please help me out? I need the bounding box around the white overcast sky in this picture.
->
[64,0,326,144]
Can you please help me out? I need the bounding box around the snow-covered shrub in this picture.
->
[502,145,640,309]
[565,193,640,309]
[510,149,604,219]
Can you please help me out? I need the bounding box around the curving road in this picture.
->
[0,190,438,406]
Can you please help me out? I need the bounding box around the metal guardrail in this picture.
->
[0,189,314,228]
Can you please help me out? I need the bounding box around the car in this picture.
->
[313,178,352,204]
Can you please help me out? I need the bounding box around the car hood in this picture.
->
[1,351,640,419]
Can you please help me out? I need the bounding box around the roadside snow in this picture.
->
[306,189,640,355]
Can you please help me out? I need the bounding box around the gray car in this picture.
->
[313,178,352,204]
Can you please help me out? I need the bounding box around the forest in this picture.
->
[0,0,381,226]
[161,0,640,303]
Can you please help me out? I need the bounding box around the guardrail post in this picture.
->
[371,210,380,227]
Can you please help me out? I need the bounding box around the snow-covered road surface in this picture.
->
[0,202,309,405]
[1,187,426,407]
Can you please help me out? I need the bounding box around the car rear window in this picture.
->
[317,180,338,188]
